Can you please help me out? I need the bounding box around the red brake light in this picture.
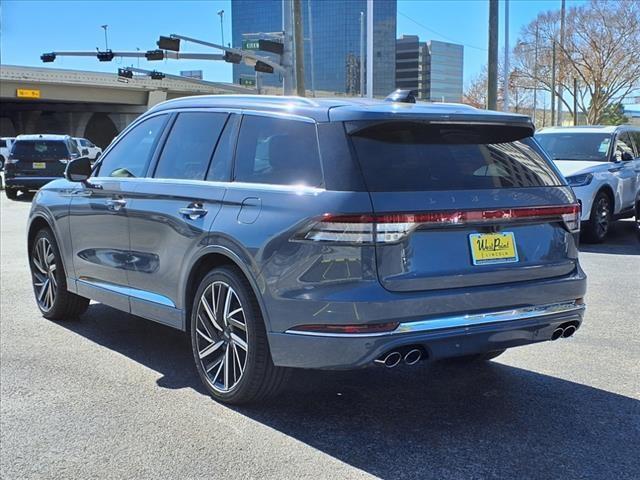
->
[297,204,581,244]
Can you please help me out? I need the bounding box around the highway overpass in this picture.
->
[0,65,254,147]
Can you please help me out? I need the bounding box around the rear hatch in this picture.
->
[8,140,69,177]
[347,120,580,292]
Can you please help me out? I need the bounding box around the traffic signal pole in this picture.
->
[293,0,306,96]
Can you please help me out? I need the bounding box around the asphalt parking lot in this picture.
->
[1,193,638,480]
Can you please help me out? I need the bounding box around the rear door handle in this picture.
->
[106,196,127,211]
[179,203,208,220]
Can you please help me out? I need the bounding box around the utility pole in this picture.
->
[573,77,578,125]
[557,0,566,126]
[503,0,510,112]
[366,0,373,98]
[487,0,499,110]
[217,10,225,47]
[307,0,315,96]
[293,0,305,96]
[551,41,556,126]
[360,11,365,97]
[282,0,295,95]
[532,23,539,124]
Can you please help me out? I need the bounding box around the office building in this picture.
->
[395,36,463,102]
[231,0,396,96]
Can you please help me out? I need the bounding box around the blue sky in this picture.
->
[0,0,587,87]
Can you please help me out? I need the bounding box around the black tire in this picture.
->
[442,349,506,365]
[5,187,18,200]
[190,266,289,404]
[30,228,89,320]
[583,191,612,243]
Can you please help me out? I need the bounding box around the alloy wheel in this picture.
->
[595,196,610,238]
[195,281,248,393]
[32,237,57,312]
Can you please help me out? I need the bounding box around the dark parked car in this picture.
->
[5,134,81,199]
[27,95,587,404]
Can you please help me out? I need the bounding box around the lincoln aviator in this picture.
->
[27,95,587,404]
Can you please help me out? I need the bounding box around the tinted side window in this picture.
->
[234,115,323,186]
[615,132,635,160]
[153,112,227,180]
[97,115,167,178]
[207,113,239,182]
[631,131,640,157]
[0,140,6,148]
[68,140,80,155]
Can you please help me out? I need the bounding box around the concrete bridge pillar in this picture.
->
[147,90,167,108]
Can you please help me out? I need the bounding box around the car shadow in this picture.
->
[579,219,639,255]
[57,305,640,479]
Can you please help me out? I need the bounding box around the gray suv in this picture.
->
[27,95,587,404]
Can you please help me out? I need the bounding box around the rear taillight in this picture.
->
[297,204,581,244]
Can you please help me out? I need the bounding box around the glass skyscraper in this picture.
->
[231,0,396,97]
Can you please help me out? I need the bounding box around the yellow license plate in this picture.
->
[469,232,519,265]
[32,162,46,169]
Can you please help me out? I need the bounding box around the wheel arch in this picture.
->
[27,214,71,282]
[182,246,272,335]
[595,184,615,214]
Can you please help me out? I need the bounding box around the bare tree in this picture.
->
[464,64,532,114]
[513,0,640,124]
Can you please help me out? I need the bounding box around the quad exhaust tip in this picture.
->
[404,349,422,365]
[375,347,424,368]
[552,323,579,341]
[374,351,402,368]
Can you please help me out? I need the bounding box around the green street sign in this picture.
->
[242,40,260,50]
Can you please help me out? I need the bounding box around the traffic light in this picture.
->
[150,70,165,80]
[223,51,242,64]
[157,36,180,52]
[41,52,56,63]
[97,50,115,62]
[145,49,164,61]
[118,68,133,79]
[254,61,274,74]
[258,39,284,55]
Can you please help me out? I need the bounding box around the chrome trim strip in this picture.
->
[285,301,585,338]
[77,278,176,308]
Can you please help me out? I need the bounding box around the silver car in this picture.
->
[536,125,640,242]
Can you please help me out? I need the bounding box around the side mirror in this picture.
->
[82,148,89,156]
[621,151,634,161]
[65,157,92,182]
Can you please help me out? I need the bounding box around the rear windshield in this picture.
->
[348,122,563,191]
[11,140,69,160]
[535,132,612,161]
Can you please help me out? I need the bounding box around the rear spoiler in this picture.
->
[345,119,535,144]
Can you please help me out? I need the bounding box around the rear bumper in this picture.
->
[268,300,585,369]
[4,176,59,190]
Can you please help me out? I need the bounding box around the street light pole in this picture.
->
[101,25,109,51]
[217,10,225,47]
[366,0,373,98]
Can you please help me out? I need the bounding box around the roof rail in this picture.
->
[191,94,321,107]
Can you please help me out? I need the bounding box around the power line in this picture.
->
[398,11,487,51]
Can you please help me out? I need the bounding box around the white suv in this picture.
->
[0,137,16,170]
[536,126,640,242]
[72,137,102,161]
